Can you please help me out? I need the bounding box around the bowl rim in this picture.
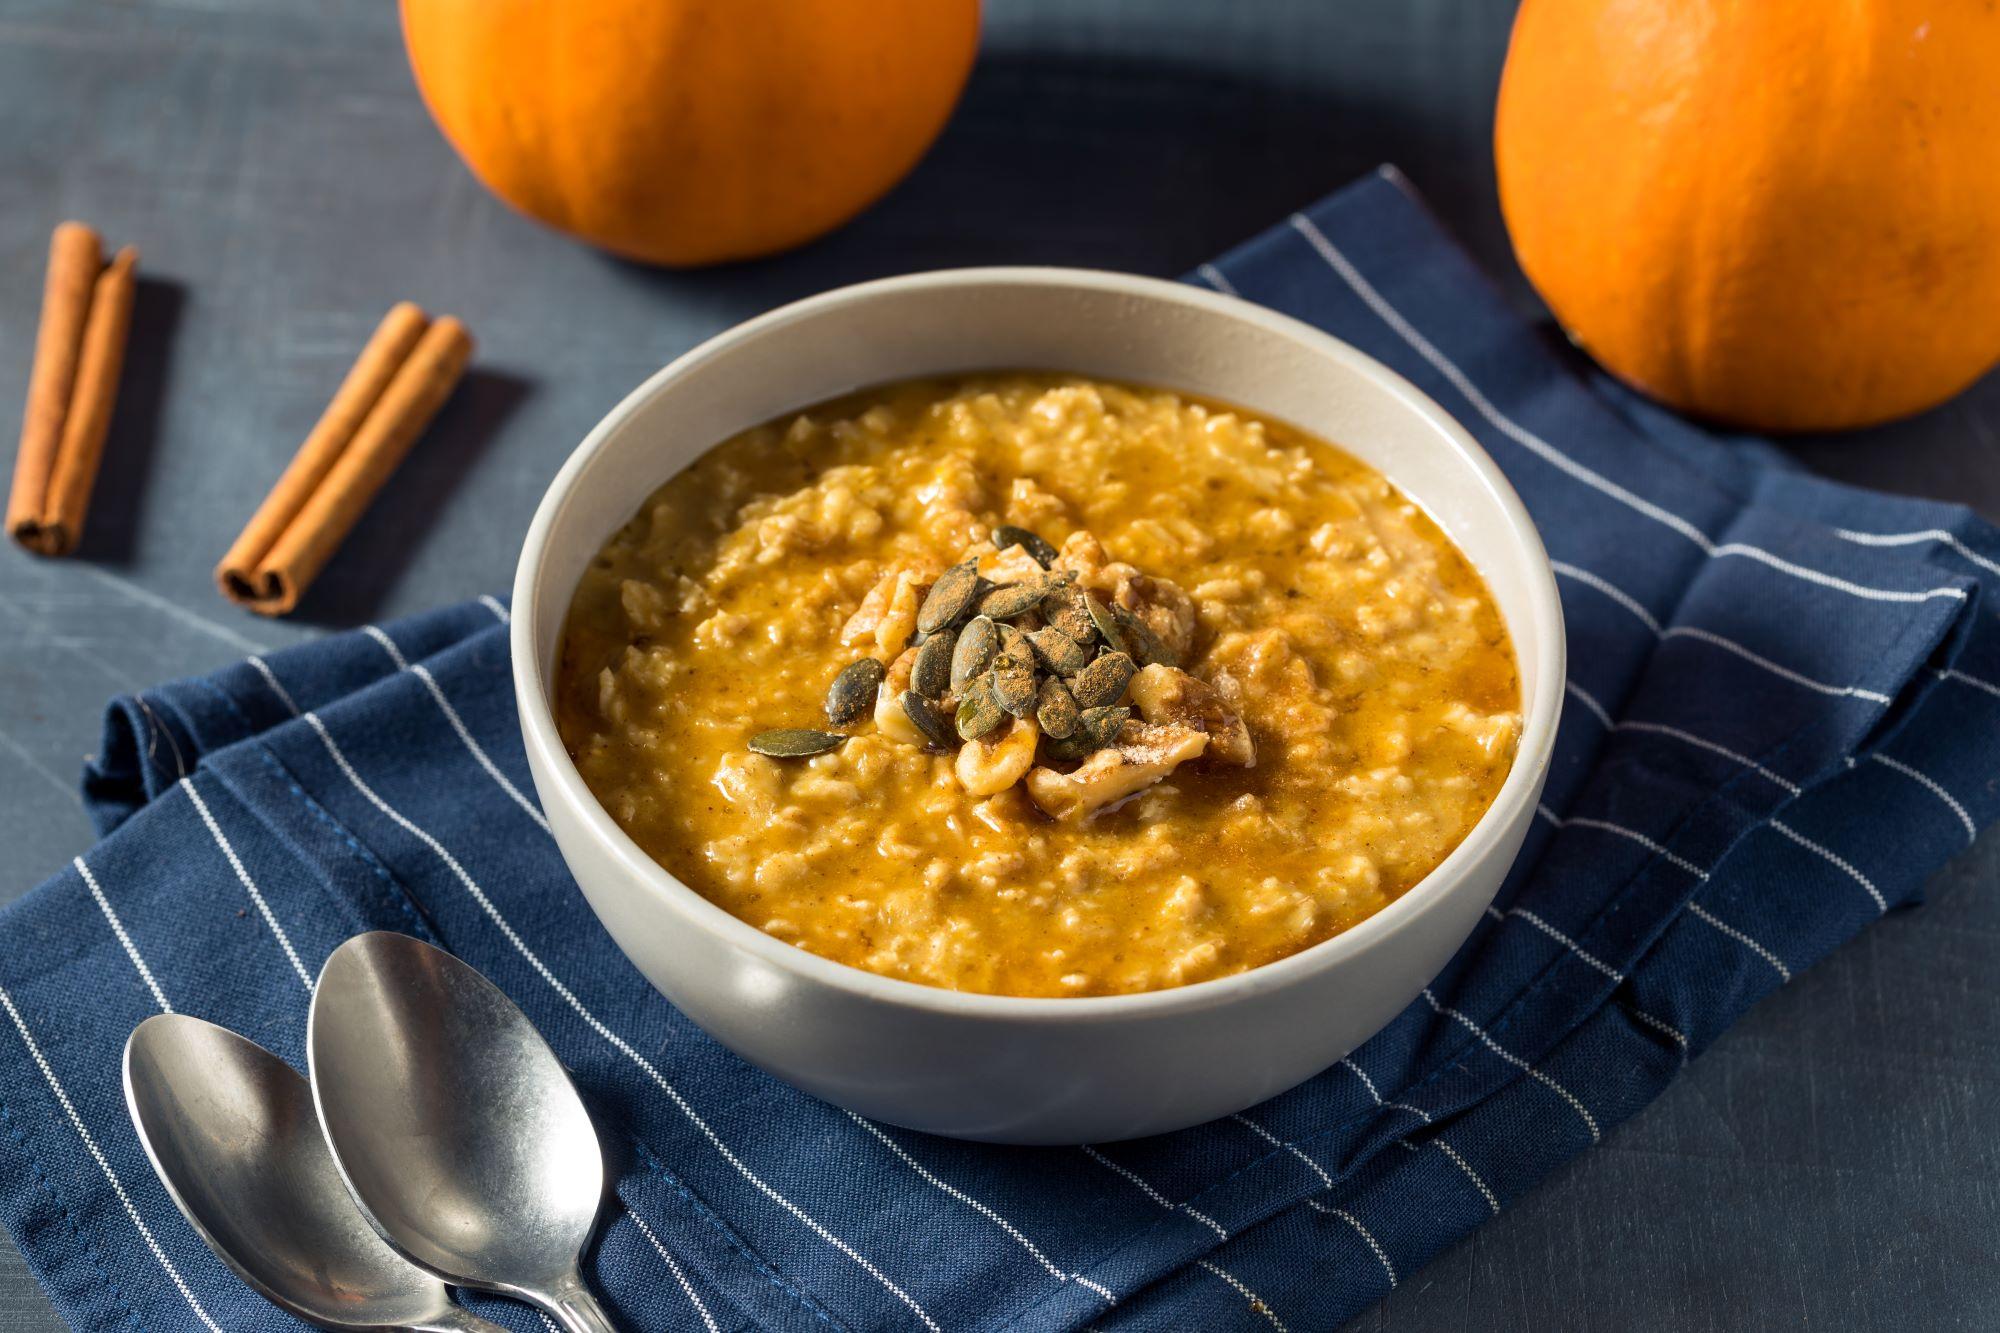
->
[512,265,1565,1022]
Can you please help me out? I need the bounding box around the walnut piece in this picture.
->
[1025,720,1209,821]
[955,715,1041,796]
[1127,664,1255,767]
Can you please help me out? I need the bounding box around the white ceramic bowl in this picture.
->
[513,268,1564,1144]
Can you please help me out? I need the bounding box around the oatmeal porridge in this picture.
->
[555,375,1521,997]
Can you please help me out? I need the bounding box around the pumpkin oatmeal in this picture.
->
[555,375,1520,997]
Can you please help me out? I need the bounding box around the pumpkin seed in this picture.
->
[916,560,981,635]
[989,651,1038,717]
[1082,592,1131,657]
[911,628,955,700]
[1039,730,1096,765]
[993,525,1059,567]
[1036,676,1079,739]
[824,658,885,725]
[1028,624,1090,674]
[951,615,1000,691]
[997,621,1033,663]
[1079,704,1131,747]
[1110,602,1177,668]
[749,728,846,758]
[978,578,1052,620]
[901,691,956,751]
[955,678,1006,741]
[1046,589,1097,646]
[1069,651,1135,708]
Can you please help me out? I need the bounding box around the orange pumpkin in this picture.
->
[1495,0,2000,432]
[399,0,981,267]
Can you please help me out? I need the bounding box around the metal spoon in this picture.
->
[123,1014,509,1333]
[308,932,616,1333]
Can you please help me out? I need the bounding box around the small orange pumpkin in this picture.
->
[400,0,980,267]
[1495,0,2000,432]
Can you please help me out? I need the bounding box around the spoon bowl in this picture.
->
[122,1013,506,1333]
[309,932,614,1332]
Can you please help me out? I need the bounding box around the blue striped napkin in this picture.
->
[4,168,1997,1333]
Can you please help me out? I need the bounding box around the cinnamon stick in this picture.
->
[8,222,138,556]
[217,305,473,615]
[39,247,138,555]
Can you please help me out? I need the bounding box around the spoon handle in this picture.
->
[407,1306,514,1333]
[533,1270,619,1333]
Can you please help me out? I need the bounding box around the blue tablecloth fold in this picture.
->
[3,169,1997,1332]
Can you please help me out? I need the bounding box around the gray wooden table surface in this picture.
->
[2,2,1995,1328]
